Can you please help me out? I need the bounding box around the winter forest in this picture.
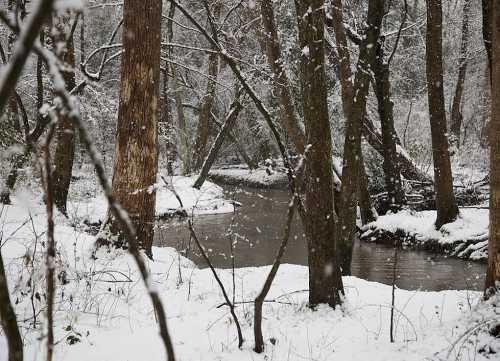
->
[1,0,500,360]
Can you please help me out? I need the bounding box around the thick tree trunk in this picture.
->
[192,3,221,171]
[425,0,459,228]
[194,96,242,189]
[0,251,23,361]
[485,0,500,297]
[373,40,406,210]
[337,0,385,276]
[99,0,161,255]
[449,0,472,148]
[51,14,77,214]
[295,0,344,307]
[483,0,493,73]
[260,0,305,153]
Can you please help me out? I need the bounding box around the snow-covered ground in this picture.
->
[65,174,235,224]
[361,208,489,261]
[209,165,288,189]
[1,191,499,361]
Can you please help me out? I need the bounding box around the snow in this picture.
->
[361,208,489,260]
[209,165,288,189]
[65,175,234,224]
[1,191,499,361]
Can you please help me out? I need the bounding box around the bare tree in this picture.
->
[97,0,162,255]
[449,0,472,148]
[0,249,23,361]
[294,0,344,307]
[337,0,385,275]
[425,0,459,228]
[51,13,78,214]
[192,1,221,172]
[259,0,305,153]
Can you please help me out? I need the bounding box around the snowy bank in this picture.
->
[65,174,234,224]
[1,197,499,361]
[209,165,288,189]
[360,208,489,261]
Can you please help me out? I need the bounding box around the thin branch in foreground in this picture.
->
[39,119,56,361]
[161,176,244,349]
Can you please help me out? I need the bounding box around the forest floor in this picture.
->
[1,184,500,361]
[360,208,489,261]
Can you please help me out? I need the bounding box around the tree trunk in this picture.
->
[166,4,190,175]
[294,0,344,307]
[449,0,472,148]
[260,0,305,153]
[483,0,493,73]
[329,0,377,225]
[194,95,242,189]
[485,0,500,297]
[0,251,23,361]
[51,14,77,215]
[337,0,385,276]
[98,0,161,256]
[192,3,221,172]
[162,3,178,176]
[358,151,378,225]
[425,0,459,228]
[373,39,406,210]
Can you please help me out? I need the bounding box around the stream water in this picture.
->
[155,186,486,291]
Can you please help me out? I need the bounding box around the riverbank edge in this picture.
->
[359,211,488,263]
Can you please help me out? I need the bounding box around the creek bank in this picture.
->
[360,208,489,262]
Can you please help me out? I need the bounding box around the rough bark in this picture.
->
[259,0,305,153]
[373,38,406,210]
[98,0,161,255]
[194,95,242,189]
[485,0,500,297]
[329,0,377,223]
[51,14,77,215]
[337,0,385,276]
[425,0,459,228]
[0,250,23,361]
[295,0,344,307]
[450,0,472,148]
[483,0,493,73]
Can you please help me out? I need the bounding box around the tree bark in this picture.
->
[329,0,377,223]
[259,0,305,153]
[337,0,385,276]
[294,0,344,307]
[98,0,162,255]
[0,251,23,361]
[425,0,459,228]
[485,0,500,297]
[373,38,406,210]
[449,0,472,148]
[51,14,77,215]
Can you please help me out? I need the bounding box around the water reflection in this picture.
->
[155,187,485,291]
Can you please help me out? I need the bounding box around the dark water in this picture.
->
[155,187,486,291]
